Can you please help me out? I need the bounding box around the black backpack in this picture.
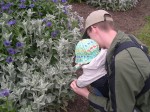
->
[111,35,150,98]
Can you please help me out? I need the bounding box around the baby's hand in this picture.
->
[70,80,90,99]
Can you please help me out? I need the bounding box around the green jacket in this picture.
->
[88,31,150,112]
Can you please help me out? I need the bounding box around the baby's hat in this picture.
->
[75,39,100,70]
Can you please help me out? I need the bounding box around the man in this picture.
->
[70,10,150,112]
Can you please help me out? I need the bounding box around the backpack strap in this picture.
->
[114,41,137,56]
[114,40,150,99]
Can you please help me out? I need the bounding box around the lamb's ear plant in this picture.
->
[0,0,83,111]
[86,0,140,11]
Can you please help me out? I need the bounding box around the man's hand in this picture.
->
[70,80,90,99]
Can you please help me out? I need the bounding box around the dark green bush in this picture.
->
[86,0,140,11]
[68,0,86,3]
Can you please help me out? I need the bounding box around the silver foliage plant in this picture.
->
[86,0,140,11]
[0,0,83,111]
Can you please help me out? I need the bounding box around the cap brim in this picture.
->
[82,30,90,39]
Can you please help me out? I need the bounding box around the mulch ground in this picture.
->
[71,0,150,33]
[67,0,150,112]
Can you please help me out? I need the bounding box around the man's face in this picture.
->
[87,26,104,48]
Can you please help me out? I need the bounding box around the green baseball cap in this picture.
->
[75,39,100,70]
[82,10,113,39]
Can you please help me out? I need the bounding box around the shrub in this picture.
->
[135,16,150,52]
[0,0,83,111]
[86,0,140,11]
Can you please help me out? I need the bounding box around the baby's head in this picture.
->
[75,39,100,70]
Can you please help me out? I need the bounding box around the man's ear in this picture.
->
[90,26,97,33]
[92,25,101,35]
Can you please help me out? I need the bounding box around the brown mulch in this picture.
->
[71,0,150,33]
[67,1,150,112]
[67,95,89,112]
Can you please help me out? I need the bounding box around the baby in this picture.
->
[74,39,108,97]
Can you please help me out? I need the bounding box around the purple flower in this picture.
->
[46,22,52,27]
[6,57,13,63]
[6,2,13,7]
[0,89,10,97]
[52,0,58,3]
[51,30,59,38]
[61,0,67,3]
[9,2,14,5]
[3,40,11,47]
[68,23,72,30]
[7,48,16,55]
[8,10,13,14]
[29,4,35,8]
[63,6,67,14]
[0,1,4,5]
[20,0,26,3]
[42,18,47,22]
[39,12,43,16]
[1,2,13,11]
[1,5,9,11]
[16,42,24,48]
[19,3,26,9]
[7,20,16,26]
